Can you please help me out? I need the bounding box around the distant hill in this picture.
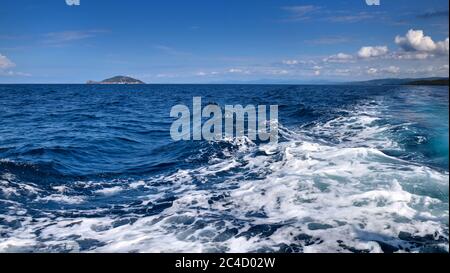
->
[87,76,145,84]
[349,77,449,86]
[405,78,449,86]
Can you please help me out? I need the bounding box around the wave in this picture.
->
[0,119,448,253]
[0,90,448,253]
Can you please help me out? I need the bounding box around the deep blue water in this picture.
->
[0,84,448,253]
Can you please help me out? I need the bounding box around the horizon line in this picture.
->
[0,76,448,85]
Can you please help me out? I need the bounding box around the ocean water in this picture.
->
[0,84,448,253]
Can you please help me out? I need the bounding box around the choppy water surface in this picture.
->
[0,84,448,253]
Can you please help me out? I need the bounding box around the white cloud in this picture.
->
[195,71,219,76]
[394,52,431,60]
[0,70,31,77]
[395,29,449,55]
[408,64,449,76]
[357,46,389,58]
[436,38,449,55]
[0,54,15,69]
[282,60,299,65]
[323,53,353,63]
[228,68,243,73]
[367,68,378,75]
[270,69,290,75]
[366,66,400,76]
[228,68,251,74]
[384,66,400,74]
[333,68,352,76]
[396,29,435,52]
[0,53,30,77]
[155,73,179,78]
[312,65,322,76]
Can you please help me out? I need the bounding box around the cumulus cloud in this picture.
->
[0,54,15,69]
[395,29,449,55]
[436,38,450,55]
[395,30,436,51]
[357,46,389,58]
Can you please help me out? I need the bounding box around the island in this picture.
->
[86,76,145,84]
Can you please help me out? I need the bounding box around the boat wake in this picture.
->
[1,99,448,253]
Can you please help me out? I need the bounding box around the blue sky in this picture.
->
[0,0,448,83]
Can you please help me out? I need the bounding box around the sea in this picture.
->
[0,84,448,253]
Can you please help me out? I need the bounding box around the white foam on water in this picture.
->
[300,101,401,151]
[129,180,146,189]
[0,174,42,198]
[37,194,85,205]
[94,186,124,196]
[0,101,448,253]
